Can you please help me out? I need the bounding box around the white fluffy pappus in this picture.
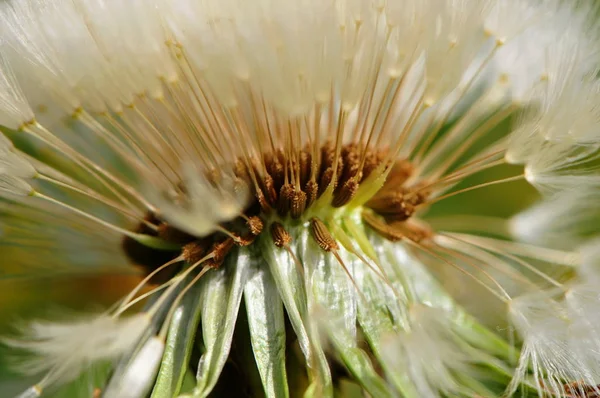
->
[4,313,151,388]
[379,305,486,397]
[507,284,600,397]
[0,0,597,397]
[510,188,600,250]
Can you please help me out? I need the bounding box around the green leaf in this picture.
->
[351,252,420,398]
[244,260,289,398]
[193,249,250,397]
[151,277,204,398]
[307,244,392,398]
[259,232,332,398]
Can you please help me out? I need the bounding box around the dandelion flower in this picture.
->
[0,0,599,397]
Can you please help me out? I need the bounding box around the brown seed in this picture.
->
[559,381,600,397]
[182,240,209,265]
[246,216,264,236]
[234,159,249,180]
[234,233,256,247]
[205,167,221,187]
[320,141,336,168]
[362,212,405,242]
[340,143,360,182]
[318,167,335,196]
[366,190,415,221]
[332,178,359,208]
[381,159,413,189]
[361,150,387,181]
[271,222,292,247]
[299,149,312,186]
[266,151,285,187]
[310,218,339,252]
[366,191,406,211]
[278,183,295,216]
[290,189,307,219]
[256,188,272,213]
[205,237,235,268]
[263,174,279,206]
[363,211,432,243]
[304,180,319,208]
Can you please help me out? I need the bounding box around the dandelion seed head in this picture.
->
[0,0,598,397]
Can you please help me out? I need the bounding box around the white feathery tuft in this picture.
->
[0,174,33,197]
[0,52,33,130]
[579,237,600,281]
[493,0,598,105]
[510,188,600,249]
[380,305,475,397]
[522,141,600,193]
[0,149,36,179]
[5,313,151,386]
[508,287,600,397]
[506,36,600,166]
[150,165,250,238]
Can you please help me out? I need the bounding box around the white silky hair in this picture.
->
[0,0,594,233]
[380,305,476,397]
[523,141,600,194]
[4,313,151,387]
[0,52,33,130]
[510,188,600,250]
[503,4,600,192]
[508,285,600,397]
[579,237,600,281]
[0,0,590,139]
[0,174,33,197]
[148,165,250,238]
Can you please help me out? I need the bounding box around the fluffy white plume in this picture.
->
[150,165,249,238]
[0,174,33,197]
[0,0,594,225]
[5,313,151,386]
[510,189,600,249]
[0,52,33,129]
[0,146,36,179]
[579,237,600,281]
[508,287,600,397]
[380,305,476,397]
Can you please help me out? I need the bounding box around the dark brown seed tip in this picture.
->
[278,183,295,216]
[362,211,405,242]
[247,216,264,236]
[304,180,319,208]
[234,233,257,247]
[332,178,359,208]
[366,190,415,221]
[264,174,279,206]
[290,189,307,219]
[206,237,235,268]
[310,218,339,252]
[318,167,335,197]
[382,159,414,188]
[182,240,209,265]
[271,222,292,248]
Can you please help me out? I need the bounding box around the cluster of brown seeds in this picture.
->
[123,143,433,277]
[242,142,388,218]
